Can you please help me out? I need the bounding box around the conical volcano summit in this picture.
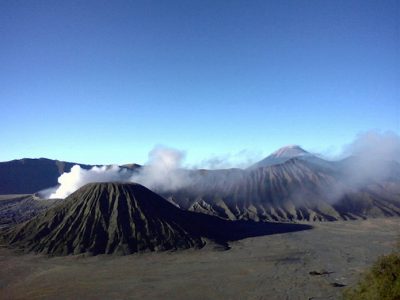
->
[5,182,204,255]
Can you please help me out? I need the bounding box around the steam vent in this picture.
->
[5,182,204,255]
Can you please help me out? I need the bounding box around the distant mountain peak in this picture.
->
[248,145,312,169]
[270,145,309,158]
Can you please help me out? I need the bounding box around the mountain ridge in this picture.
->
[3,182,313,255]
[4,182,204,255]
[1,146,400,223]
[164,157,400,221]
[0,158,140,194]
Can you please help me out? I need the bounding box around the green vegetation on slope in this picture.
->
[344,244,400,300]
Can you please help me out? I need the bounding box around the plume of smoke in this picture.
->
[46,146,188,199]
[341,131,400,184]
[43,131,400,204]
[322,130,400,203]
[48,165,132,198]
[343,131,400,162]
[130,146,189,191]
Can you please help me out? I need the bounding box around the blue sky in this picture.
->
[0,0,399,165]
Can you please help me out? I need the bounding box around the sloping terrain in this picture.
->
[2,146,400,224]
[0,194,60,227]
[0,158,141,194]
[4,183,205,255]
[3,182,312,256]
[164,158,400,221]
[248,145,312,169]
[0,158,94,194]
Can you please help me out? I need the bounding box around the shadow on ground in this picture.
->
[182,211,313,244]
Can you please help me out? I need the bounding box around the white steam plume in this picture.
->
[343,130,400,162]
[321,130,400,203]
[43,131,400,201]
[340,130,400,184]
[49,165,132,198]
[46,146,188,199]
[130,146,189,191]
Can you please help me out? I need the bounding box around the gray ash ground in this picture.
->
[0,218,398,300]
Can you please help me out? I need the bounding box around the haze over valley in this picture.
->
[1,0,399,299]
[1,137,400,299]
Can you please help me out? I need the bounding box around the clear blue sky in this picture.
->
[1,0,399,165]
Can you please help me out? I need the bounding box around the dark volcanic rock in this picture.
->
[3,183,313,256]
[3,152,399,224]
[5,183,204,255]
